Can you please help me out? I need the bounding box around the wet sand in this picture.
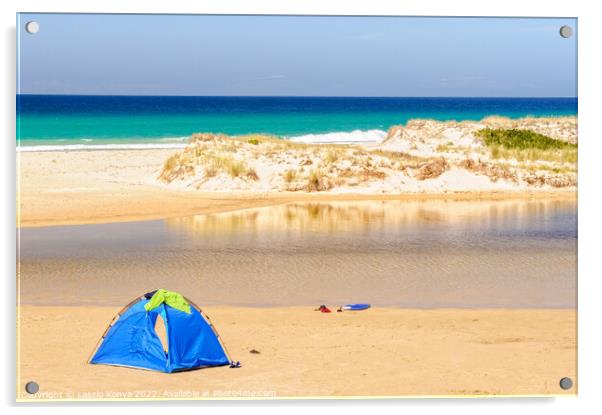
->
[17,149,575,228]
[18,306,576,400]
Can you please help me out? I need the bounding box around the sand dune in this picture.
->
[17,117,577,228]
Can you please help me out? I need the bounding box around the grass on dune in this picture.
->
[203,154,257,179]
[476,128,577,164]
[160,148,258,182]
[488,145,578,164]
[233,133,306,149]
[283,169,297,183]
[306,169,331,192]
[476,128,576,150]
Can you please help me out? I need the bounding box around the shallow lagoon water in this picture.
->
[18,198,577,308]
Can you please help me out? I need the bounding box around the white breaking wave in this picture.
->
[288,129,387,145]
[159,136,190,142]
[17,142,188,152]
[18,131,387,152]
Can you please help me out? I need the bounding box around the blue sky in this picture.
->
[17,14,577,97]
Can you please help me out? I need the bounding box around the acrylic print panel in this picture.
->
[16,13,577,400]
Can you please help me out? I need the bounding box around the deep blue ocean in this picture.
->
[16,95,577,149]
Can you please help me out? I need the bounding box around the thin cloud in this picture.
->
[341,33,385,41]
[245,75,287,82]
[430,76,488,85]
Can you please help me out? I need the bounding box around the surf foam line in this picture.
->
[17,130,389,152]
[17,142,188,152]
[287,129,387,145]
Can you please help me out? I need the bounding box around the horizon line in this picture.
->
[16,94,578,99]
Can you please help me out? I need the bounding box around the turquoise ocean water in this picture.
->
[17,95,577,150]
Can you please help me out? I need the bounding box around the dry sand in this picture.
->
[17,306,576,400]
[17,149,575,228]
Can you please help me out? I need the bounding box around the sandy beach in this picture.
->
[18,306,576,400]
[16,118,578,399]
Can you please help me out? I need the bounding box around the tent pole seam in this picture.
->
[86,296,144,364]
[185,296,235,364]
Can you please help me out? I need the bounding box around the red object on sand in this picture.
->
[319,305,331,313]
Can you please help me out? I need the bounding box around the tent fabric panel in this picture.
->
[165,306,230,371]
[89,300,169,372]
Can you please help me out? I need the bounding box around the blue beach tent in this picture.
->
[89,290,233,372]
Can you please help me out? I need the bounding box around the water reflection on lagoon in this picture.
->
[20,198,577,308]
[165,199,576,250]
